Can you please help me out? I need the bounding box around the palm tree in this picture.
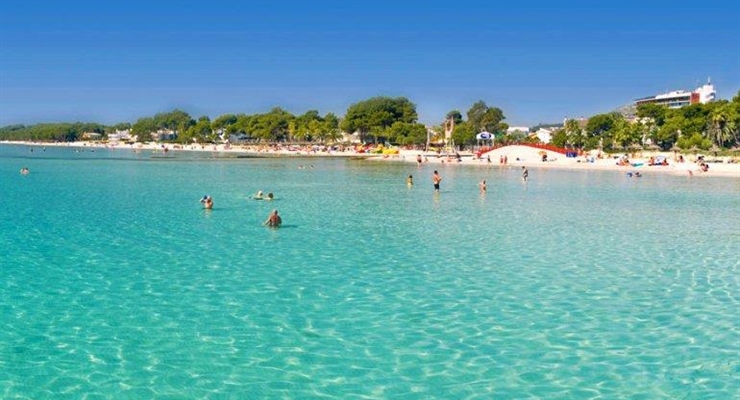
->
[707,105,738,148]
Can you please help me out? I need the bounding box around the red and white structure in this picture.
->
[635,79,716,109]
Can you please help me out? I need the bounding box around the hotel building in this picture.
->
[635,80,716,109]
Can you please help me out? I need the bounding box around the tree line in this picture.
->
[0,96,510,147]
[2,91,739,151]
[551,91,740,151]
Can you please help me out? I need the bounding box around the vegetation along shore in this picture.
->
[2,93,740,167]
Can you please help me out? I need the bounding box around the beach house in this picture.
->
[150,129,177,141]
[107,129,132,142]
[82,132,102,140]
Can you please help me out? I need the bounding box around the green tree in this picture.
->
[466,101,506,133]
[563,119,585,148]
[254,107,294,142]
[132,117,157,142]
[585,113,623,149]
[654,116,684,149]
[212,114,238,132]
[451,121,476,147]
[341,96,418,143]
[550,128,568,148]
[676,132,712,150]
[445,110,463,126]
[611,118,643,149]
[153,109,195,135]
[294,110,323,142]
[636,103,668,125]
[107,122,131,133]
[385,122,428,145]
[181,116,213,143]
[320,113,341,143]
[706,101,738,148]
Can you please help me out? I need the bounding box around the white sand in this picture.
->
[369,146,740,179]
[5,141,739,178]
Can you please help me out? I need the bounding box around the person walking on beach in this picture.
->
[264,209,282,227]
[432,170,442,193]
[521,166,529,182]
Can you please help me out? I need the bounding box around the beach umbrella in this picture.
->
[647,143,661,151]
[689,145,700,153]
[669,144,681,152]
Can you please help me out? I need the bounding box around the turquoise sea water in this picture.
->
[1,144,739,399]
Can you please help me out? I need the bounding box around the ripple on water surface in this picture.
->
[1,147,739,398]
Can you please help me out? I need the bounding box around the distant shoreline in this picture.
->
[3,140,739,179]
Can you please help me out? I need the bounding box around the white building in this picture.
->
[506,126,530,135]
[82,132,102,140]
[150,129,177,141]
[532,128,553,144]
[635,79,716,109]
[108,129,132,141]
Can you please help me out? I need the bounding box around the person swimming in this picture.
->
[266,192,274,201]
[264,209,282,227]
[252,190,264,200]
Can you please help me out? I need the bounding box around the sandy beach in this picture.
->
[372,145,740,179]
[4,140,740,178]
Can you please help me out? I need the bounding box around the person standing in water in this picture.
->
[264,209,282,227]
[479,180,487,193]
[406,174,414,187]
[522,166,529,182]
[432,170,442,193]
[200,195,213,209]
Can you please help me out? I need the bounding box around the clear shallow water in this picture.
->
[1,144,739,399]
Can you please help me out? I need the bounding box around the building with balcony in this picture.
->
[635,79,716,109]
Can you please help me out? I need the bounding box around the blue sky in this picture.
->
[1,0,738,127]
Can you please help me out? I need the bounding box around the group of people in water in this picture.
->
[199,191,282,228]
[250,190,275,201]
[421,166,529,195]
[198,164,535,228]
